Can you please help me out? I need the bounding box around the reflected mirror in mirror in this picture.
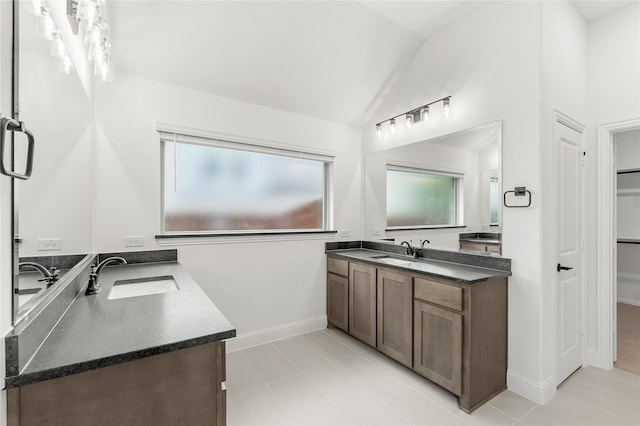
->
[14,7,93,323]
[365,121,502,252]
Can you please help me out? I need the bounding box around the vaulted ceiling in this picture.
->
[107,1,636,127]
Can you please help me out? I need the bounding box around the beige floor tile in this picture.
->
[360,348,424,386]
[226,350,266,394]
[348,401,413,426]
[244,343,300,383]
[273,336,331,372]
[516,406,582,426]
[387,388,469,426]
[411,379,460,414]
[611,367,640,386]
[558,379,640,423]
[303,363,380,419]
[488,390,538,421]
[335,354,410,400]
[570,367,640,403]
[323,328,375,353]
[545,391,636,426]
[269,373,343,425]
[303,331,358,361]
[227,385,289,426]
[455,403,517,426]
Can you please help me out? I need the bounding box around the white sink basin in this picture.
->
[371,255,415,266]
[107,275,178,300]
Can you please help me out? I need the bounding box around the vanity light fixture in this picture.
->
[70,0,113,82]
[375,96,451,138]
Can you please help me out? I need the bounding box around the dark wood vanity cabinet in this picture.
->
[377,268,413,368]
[327,255,508,413]
[348,262,377,347]
[327,258,349,332]
[7,342,227,426]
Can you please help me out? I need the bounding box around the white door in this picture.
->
[556,114,585,385]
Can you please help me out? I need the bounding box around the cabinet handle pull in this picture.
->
[0,117,35,180]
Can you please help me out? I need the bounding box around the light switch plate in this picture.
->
[124,236,144,247]
[37,238,62,251]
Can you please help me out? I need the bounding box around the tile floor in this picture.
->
[226,328,640,426]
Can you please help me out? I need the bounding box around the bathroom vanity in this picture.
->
[326,242,510,413]
[5,251,235,426]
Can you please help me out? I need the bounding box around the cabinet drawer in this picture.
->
[327,257,349,277]
[414,277,462,311]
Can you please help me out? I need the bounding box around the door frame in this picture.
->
[553,110,587,386]
[595,117,640,369]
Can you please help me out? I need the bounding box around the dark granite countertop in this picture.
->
[327,249,511,284]
[6,261,236,388]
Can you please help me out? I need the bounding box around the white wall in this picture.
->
[362,1,550,401]
[586,2,640,358]
[17,50,93,256]
[539,0,588,391]
[616,129,640,306]
[94,74,362,346]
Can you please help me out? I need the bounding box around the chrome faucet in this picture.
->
[18,262,59,287]
[420,239,431,247]
[400,241,414,256]
[85,257,127,295]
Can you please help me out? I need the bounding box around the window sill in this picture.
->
[155,230,338,245]
[385,225,467,232]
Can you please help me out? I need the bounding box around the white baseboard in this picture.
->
[617,297,640,307]
[226,316,327,352]
[507,370,555,405]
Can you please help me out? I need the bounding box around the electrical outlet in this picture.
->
[37,238,62,251]
[340,229,350,238]
[124,236,144,247]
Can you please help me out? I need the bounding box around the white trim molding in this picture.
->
[226,316,327,352]
[595,117,640,369]
[507,371,556,405]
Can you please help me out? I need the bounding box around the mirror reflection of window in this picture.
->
[386,166,462,228]
[490,177,499,225]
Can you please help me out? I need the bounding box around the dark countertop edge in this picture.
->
[459,238,502,244]
[327,250,512,284]
[156,230,338,239]
[5,329,236,389]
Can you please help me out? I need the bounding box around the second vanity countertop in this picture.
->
[328,248,511,284]
[7,261,236,388]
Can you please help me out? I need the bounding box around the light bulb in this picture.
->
[390,118,396,133]
[376,123,382,139]
[58,55,73,74]
[50,32,66,59]
[443,98,450,118]
[420,106,429,123]
[36,9,55,40]
[406,114,413,128]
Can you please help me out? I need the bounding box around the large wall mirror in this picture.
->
[365,121,502,250]
[13,5,93,323]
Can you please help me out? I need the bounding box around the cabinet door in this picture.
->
[377,268,413,367]
[349,262,377,347]
[459,241,487,252]
[327,272,349,332]
[414,300,462,395]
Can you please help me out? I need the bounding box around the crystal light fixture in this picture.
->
[375,96,451,139]
[72,0,112,82]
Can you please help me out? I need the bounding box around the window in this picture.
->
[386,166,462,228]
[160,132,333,234]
